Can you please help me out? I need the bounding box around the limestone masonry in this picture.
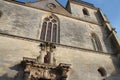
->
[0,0,120,80]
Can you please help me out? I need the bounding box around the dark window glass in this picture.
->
[40,22,47,40]
[98,67,107,77]
[46,22,52,42]
[49,16,53,19]
[52,24,57,43]
[83,8,89,16]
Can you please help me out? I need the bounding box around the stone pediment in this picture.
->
[7,0,71,16]
[27,0,71,15]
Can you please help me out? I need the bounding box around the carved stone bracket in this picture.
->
[22,57,71,80]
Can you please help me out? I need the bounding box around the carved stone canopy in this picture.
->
[22,57,71,80]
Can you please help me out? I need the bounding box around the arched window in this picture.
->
[91,33,103,51]
[83,8,89,16]
[40,15,60,43]
[98,67,107,77]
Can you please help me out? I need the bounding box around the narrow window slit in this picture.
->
[98,67,107,77]
[83,8,89,16]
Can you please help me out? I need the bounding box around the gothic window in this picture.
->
[98,67,107,77]
[91,33,103,51]
[83,8,89,16]
[40,15,60,43]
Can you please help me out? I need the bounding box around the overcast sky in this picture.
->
[57,0,120,38]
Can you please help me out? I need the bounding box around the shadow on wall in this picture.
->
[0,74,13,80]
[0,56,120,80]
[94,12,102,24]
[99,22,120,80]
[0,63,24,80]
[106,56,120,80]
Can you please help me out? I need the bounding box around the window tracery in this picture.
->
[40,15,60,43]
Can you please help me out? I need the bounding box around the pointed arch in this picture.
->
[40,14,60,43]
[91,33,103,51]
[83,8,89,16]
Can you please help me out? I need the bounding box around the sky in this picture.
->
[16,0,120,38]
[58,0,120,38]
[83,0,120,38]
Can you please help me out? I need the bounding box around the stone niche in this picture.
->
[21,43,71,80]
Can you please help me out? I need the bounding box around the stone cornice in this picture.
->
[0,32,115,56]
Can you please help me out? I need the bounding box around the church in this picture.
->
[0,0,120,80]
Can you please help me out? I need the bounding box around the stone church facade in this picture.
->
[0,0,120,80]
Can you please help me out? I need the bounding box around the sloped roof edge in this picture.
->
[70,0,94,7]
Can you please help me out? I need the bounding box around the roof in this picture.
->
[16,0,38,3]
[71,0,95,7]
[13,0,95,7]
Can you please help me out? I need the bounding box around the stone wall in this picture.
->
[0,35,119,80]
[70,2,100,24]
[0,1,114,54]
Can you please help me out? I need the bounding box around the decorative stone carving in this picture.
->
[38,43,56,65]
[22,57,71,80]
[47,3,56,10]
[21,43,71,80]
